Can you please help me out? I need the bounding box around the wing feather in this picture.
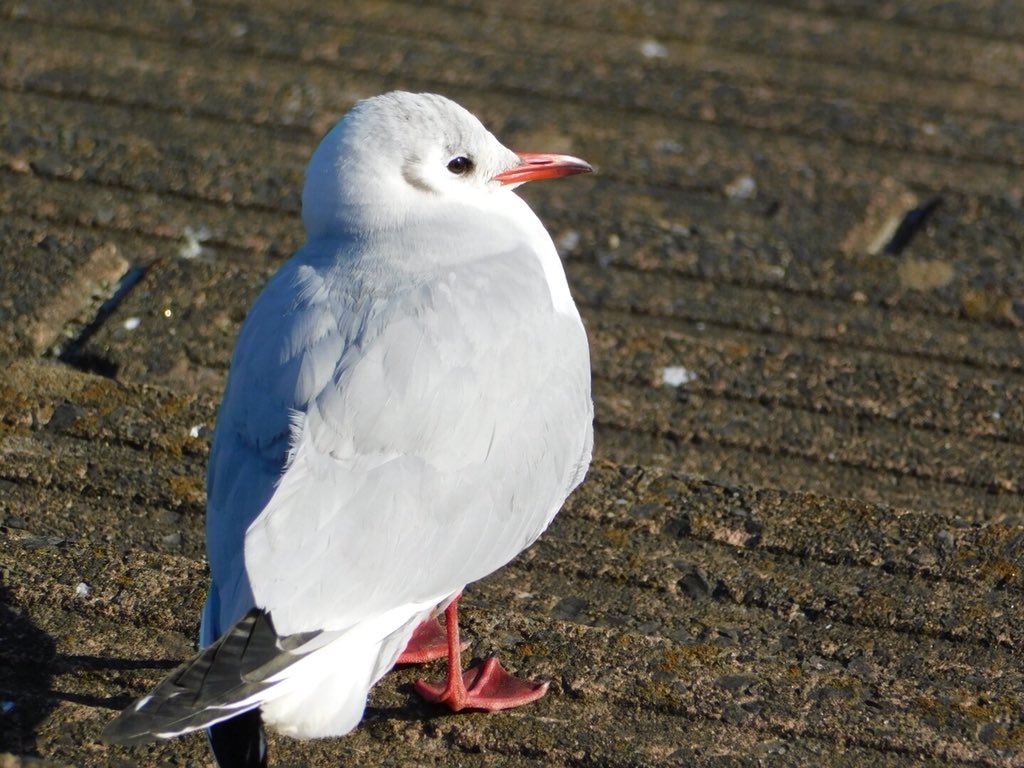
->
[103,610,322,744]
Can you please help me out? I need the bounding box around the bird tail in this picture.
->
[102,608,320,745]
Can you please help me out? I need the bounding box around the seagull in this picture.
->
[103,91,594,767]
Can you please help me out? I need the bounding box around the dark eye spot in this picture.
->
[447,156,474,175]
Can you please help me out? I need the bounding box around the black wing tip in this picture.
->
[100,608,292,755]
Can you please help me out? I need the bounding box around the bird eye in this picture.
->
[447,156,474,175]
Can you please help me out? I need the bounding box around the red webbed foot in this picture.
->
[412,595,547,712]
[415,655,548,711]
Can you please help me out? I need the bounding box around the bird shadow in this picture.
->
[0,584,181,752]
[0,584,58,755]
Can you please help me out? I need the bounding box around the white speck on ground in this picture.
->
[179,226,211,259]
[123,316,141,331]
[639,39,668,59]
[75,582,91,598]
[557,230,581,256]
[725,175,758,200]
[661,366,698,387]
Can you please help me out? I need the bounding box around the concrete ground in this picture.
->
[1,1,1022,765]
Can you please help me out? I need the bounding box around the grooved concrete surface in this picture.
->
[1,1,1023,766]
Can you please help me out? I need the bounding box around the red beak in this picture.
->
[493,152,594,185]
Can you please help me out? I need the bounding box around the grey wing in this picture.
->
[243,242,593,636]
[204,240,369,637]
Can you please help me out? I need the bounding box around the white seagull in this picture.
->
[104,91,594,767]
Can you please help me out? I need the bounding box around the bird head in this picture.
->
[301,91,592,239]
